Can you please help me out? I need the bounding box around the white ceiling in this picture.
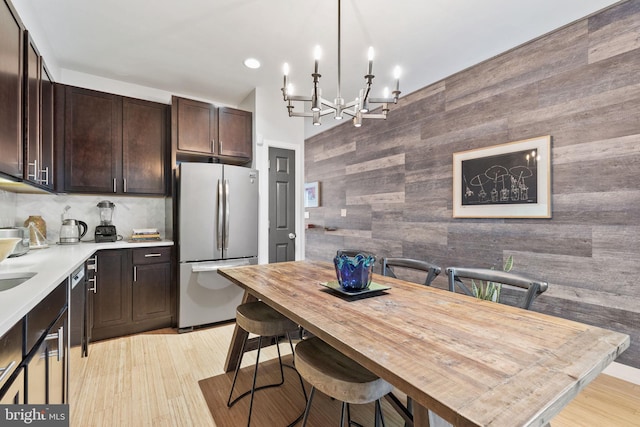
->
[19,0,620,139]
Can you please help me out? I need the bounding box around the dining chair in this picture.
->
[381,257,442,286]
[295,336,394,427]
[227,301,307,427]
[445,267,548,309]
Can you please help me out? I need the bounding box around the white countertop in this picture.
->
[0,240,173,337]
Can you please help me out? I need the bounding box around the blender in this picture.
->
[95,200,117,242]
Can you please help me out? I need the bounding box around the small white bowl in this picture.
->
[0,238,21,263]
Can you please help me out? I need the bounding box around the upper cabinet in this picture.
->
[23,31,54,190]
[122,97,168,194]
[173,96,217,154]
[0,0,24,178]
[60,85,168,195]
[39,63,55,190]
[172,95,252,164]
[218,107,252,159]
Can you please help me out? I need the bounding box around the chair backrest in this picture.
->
[381,257,442,287]
[445,267,548,310]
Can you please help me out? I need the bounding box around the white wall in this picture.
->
[253,86,305,264]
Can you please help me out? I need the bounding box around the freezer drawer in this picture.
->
[178,258,255,330]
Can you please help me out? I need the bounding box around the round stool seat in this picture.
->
[295,337,393,404]
[236,301,298,337]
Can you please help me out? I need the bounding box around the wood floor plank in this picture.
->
[69,325,639,426]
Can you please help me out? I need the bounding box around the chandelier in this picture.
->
[281,0,401,128]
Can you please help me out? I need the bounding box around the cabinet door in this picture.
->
[0,0,24,177]
[122,98,167,195]
[46,312,67,404]
[92,250,131,341]
[174,96,216,154]
[64,86,122,193]
[24,33,41,184]
[39,64,54,189]
[0,367,24,404]
[218,107,252,159]
[132,262,171,322]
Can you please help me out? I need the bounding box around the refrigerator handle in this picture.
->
[217,179,223,250]
[224,179,230,250]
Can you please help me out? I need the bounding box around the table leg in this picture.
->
[413,403,431,427]
[223,291,257,372]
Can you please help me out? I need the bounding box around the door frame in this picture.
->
[257,138,304,264]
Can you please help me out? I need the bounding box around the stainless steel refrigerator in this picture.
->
[177,162,258,331]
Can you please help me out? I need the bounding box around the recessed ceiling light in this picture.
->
[244,58,261,69]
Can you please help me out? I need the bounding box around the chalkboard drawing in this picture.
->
[452,135,551,218]
[461,148,538,206]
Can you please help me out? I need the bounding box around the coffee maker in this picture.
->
[95,200,117,242]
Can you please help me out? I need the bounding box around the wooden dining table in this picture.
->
[218,260,630,427]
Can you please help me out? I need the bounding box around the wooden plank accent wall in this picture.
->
[304,0,640,368]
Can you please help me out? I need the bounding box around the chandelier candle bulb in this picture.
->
[314,45,321,74]
[367,46,374,75]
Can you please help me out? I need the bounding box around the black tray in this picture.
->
[320,281,391,296]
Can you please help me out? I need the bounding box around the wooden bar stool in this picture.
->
[227,301,307,427]
[295,336,393,427]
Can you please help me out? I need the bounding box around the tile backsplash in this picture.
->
[1,190,168,243]
[0,190,17,227]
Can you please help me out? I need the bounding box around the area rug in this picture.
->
[198,354,403,426]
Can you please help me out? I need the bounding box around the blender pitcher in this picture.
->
[95,200,117,242]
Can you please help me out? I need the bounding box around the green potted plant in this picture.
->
[471,255,513,302]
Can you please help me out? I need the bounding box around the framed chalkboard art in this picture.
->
[453,135,551,218]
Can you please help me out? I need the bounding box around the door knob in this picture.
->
[288,233,296,240]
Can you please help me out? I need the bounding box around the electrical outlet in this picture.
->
[304,211,309,219]
[341,209,347,217]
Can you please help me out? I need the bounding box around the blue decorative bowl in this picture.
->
[333,253,376,291]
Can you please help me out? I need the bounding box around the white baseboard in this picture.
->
[603,361,640,385]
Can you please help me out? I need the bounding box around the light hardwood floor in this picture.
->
[69,324,640,427]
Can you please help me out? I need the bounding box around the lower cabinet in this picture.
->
[24,281,68,404]
[0,281,69,404]
[92,247,173,341]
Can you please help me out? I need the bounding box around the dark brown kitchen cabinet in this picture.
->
[122,98,167,194]
[218,106,252,159]
[92,248,173,341]
[39,64,55,190]
[172,95,252,163]
[132,247,172,323]
[173,96,217,154]
[24,281,68,404]
[0,0,24,178]
[61,85,168,195]
[0,319,23,403]
[24,33,41,185]
[63,85,122,194]
[91,249,131,341]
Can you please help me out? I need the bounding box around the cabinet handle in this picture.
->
[39,166,49,185]
[87,256,98,272]
[45,326,64,362]
[27,160,38,180]
[123,178,127,193]
[88,276,97,293]
[113,178,117,193]
[0,360,16,383]
[144,253,162,258]
[133,266,137,282]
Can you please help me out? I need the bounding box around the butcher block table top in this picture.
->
[218,260,629,427]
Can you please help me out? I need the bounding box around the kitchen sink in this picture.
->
[0,272,36,292]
